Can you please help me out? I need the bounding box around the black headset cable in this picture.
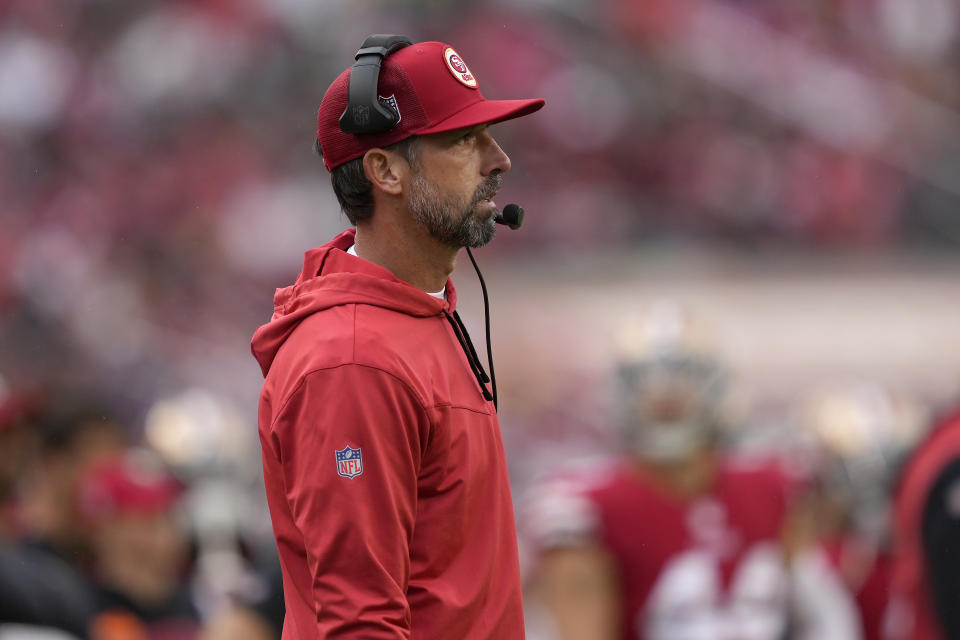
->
[465,247,498,410]
[443,309,493,403]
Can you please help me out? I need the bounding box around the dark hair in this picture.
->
[317,137,419,225]
[36,393,126,453]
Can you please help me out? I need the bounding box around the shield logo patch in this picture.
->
[378,94,401,124]
[335,446,363,479]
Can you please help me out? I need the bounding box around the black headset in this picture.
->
[337,35,524,229]
[338,34,413,135]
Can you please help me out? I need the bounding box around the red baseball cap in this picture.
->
[317,40,545,171]
[78,451,183,523]
[0,389,39,433]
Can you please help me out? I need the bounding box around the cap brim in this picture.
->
[416,98,545,135]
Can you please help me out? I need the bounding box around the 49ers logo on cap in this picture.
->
[443,47,478,89]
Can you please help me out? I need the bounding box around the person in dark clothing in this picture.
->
[921,455,960,638]
[0,541,96,638]
[78,449,200,640]
[0,391,126,639]
[888,407,960,640]
[19,394,128,566]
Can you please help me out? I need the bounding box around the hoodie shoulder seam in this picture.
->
[269,363,431,434]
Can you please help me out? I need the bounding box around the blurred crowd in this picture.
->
[3,0,960,638]
[5,0,960,405]
[0,385,283,640]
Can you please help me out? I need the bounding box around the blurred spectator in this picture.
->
[18,394,128,565]
[521,303,862,639]
[0,541,96,639]
[0,382,41,541]
[200,546,282,640]
[142,388,269,620]
[0,390,127,639]
[79,450,200,640]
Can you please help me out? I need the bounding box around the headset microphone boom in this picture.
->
[494,203,524,230]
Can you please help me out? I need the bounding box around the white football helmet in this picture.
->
[798,380,928,542]
[614,301,729,464]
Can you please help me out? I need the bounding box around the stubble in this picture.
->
[409,173,502,248]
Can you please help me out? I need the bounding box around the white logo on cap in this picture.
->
[443,47,478,89]
[378,94,400,124]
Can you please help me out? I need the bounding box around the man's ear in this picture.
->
[362,148,406,196]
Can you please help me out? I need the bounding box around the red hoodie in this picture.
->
[251,229,524,639]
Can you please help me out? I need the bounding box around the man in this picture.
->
[250,36,543,638]
[522,303,861,640]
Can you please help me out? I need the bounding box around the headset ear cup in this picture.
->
[339,35,413,134]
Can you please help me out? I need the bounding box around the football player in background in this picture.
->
[796,381,928,640]
[522,302,862,640]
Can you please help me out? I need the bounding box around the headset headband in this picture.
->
[338,34,413,135]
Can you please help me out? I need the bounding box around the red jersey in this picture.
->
[533,457,794,640]
[251,230,524,639]
[824,538,893,640]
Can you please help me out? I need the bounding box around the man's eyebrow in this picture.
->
[433,123,487,145]
[441,125,478,140]
[460,124,488,135]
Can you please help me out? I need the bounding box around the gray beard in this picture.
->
[409,173,501,248]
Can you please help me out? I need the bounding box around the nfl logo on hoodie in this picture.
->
[335,446,363,479]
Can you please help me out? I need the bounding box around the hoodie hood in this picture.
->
[251,229,457,377]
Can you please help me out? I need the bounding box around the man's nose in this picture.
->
[480,131,511,176]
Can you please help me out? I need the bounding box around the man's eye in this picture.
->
[456,132,474,144]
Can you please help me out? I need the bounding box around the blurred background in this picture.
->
[2,0,960,638]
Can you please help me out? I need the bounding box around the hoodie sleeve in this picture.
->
[269,363,429,638]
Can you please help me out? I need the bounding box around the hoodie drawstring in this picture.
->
[443,309,493,403]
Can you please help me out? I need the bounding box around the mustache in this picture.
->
[471,174,503,205]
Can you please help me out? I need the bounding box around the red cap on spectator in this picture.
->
[78,451,183,522]
[0,389,40,433]
[317,40,545,171]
